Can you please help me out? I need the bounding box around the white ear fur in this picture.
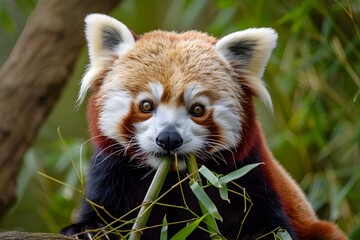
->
[215,28,278,111]
[78,14,136,104]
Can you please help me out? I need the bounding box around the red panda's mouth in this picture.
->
[152,152,187,162]
[142,151,189,170]
[154,152,166,158]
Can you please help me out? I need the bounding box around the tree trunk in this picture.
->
[0,231,75,240]
[0,0,121,217]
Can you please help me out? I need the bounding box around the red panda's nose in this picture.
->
[156,130,183,152]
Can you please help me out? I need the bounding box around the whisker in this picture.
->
[95,142,121,158]
[124,136,137,156]
[141,167,156,180]
[206,140,236,166]
[93,149,123,167]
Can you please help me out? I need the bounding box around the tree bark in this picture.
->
[0,0,121,217]
[0,231,75,240]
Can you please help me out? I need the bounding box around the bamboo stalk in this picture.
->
[129,156,173,240]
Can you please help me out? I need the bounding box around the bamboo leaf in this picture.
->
[219,184,230,203]
[199,165,222,188]
[187,155,221,238]
[170,217,204,240]
[160,215,168,240]
[190,182,222,221]
[276,229,293,240]
[219,163,263,185]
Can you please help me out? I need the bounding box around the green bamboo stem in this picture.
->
[129,156,173,240]
[187,154,221,239]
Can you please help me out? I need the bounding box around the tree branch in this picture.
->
[0,231,76,240]
[0,0,121,217]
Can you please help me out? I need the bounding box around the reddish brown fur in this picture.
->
[256,129,347,240]
[100,31,232,105]
[235,81,347,239]
[120,101,152,142]
[238,97,347,239]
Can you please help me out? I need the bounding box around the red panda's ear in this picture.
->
[85,14,136,65]
[215,28,277,111]
[78,14,136,104]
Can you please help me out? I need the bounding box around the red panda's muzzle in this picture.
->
[156,129,183,153]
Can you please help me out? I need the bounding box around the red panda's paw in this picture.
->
[60,222,119,240]
[300,221,348,240]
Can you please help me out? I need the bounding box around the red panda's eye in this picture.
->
[140,100,154,113]
[190,104,205,117]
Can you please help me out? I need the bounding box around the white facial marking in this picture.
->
[99,90,131,144]
[184,84,200,101]
[213,98,242,148]
[149,82,164,102]
[136,82,164,103]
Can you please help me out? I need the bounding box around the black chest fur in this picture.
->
[69,147,296,240]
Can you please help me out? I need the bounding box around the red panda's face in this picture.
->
[96,34,243,169]
[81,14,277,169]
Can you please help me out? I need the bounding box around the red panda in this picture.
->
[61,14,347,240]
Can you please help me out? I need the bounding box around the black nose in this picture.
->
[156,130,183,152]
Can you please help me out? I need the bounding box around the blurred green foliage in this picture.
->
[0,0,359,238]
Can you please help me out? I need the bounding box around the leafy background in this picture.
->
[0,0,359,238]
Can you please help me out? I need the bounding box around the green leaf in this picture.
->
[199,165,222,188]
[190,182,222,221]
[219,184,230,203]
[170,217,204,240]
[276,229,293,240]
[160,215,168,240]
[219,163,263,185]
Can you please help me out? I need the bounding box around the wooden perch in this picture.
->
[0,231,76,240]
